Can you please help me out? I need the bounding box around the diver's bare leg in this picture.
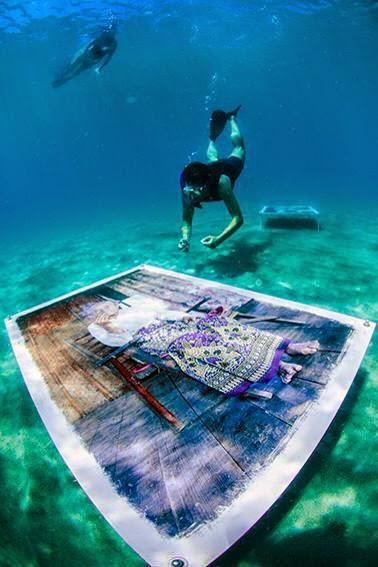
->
[229,116,245,160]
[64,62,83,81]
[58,56,86,85]
[207,140,219,163]
[68,46,93,77]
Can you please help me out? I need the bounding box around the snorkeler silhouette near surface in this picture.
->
[52,25,117,87]
[179,105,245,252]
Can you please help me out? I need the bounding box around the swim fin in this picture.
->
[226,104,242,119]
[209,105,242,141]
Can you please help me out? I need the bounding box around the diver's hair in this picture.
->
[182,161,210,187]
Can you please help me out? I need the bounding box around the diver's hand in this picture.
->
[201,235,219,249]
[178,238,190,252]
[94,67,101,75]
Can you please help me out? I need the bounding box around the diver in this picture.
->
[52,24,117,88]
[178,105,245,252]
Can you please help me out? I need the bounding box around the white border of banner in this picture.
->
[5,265,375,567]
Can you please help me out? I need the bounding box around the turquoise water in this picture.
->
[1,205,377,565]
[1,1,377,565]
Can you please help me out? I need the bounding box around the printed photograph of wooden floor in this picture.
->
[5,265,374,567]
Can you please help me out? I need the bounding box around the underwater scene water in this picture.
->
[0,1,377,565]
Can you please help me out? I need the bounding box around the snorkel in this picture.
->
[182,185,205,208]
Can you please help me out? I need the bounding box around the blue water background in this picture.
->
[0,2,377,566]
[1,1,378,241]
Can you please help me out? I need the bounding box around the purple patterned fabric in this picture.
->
[135,311,290,396]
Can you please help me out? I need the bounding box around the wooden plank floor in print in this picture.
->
[16,266,354,539]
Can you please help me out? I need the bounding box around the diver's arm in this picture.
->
[215,176,244,245]
[179,197,194,252]
[96,52,113,73]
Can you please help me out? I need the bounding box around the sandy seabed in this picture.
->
[1,203,377,566]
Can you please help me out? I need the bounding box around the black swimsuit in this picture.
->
[205,156,244,201]
[180,156,244,207]
[89,33,116,60]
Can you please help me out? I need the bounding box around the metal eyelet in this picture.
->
[170,558,188,567]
